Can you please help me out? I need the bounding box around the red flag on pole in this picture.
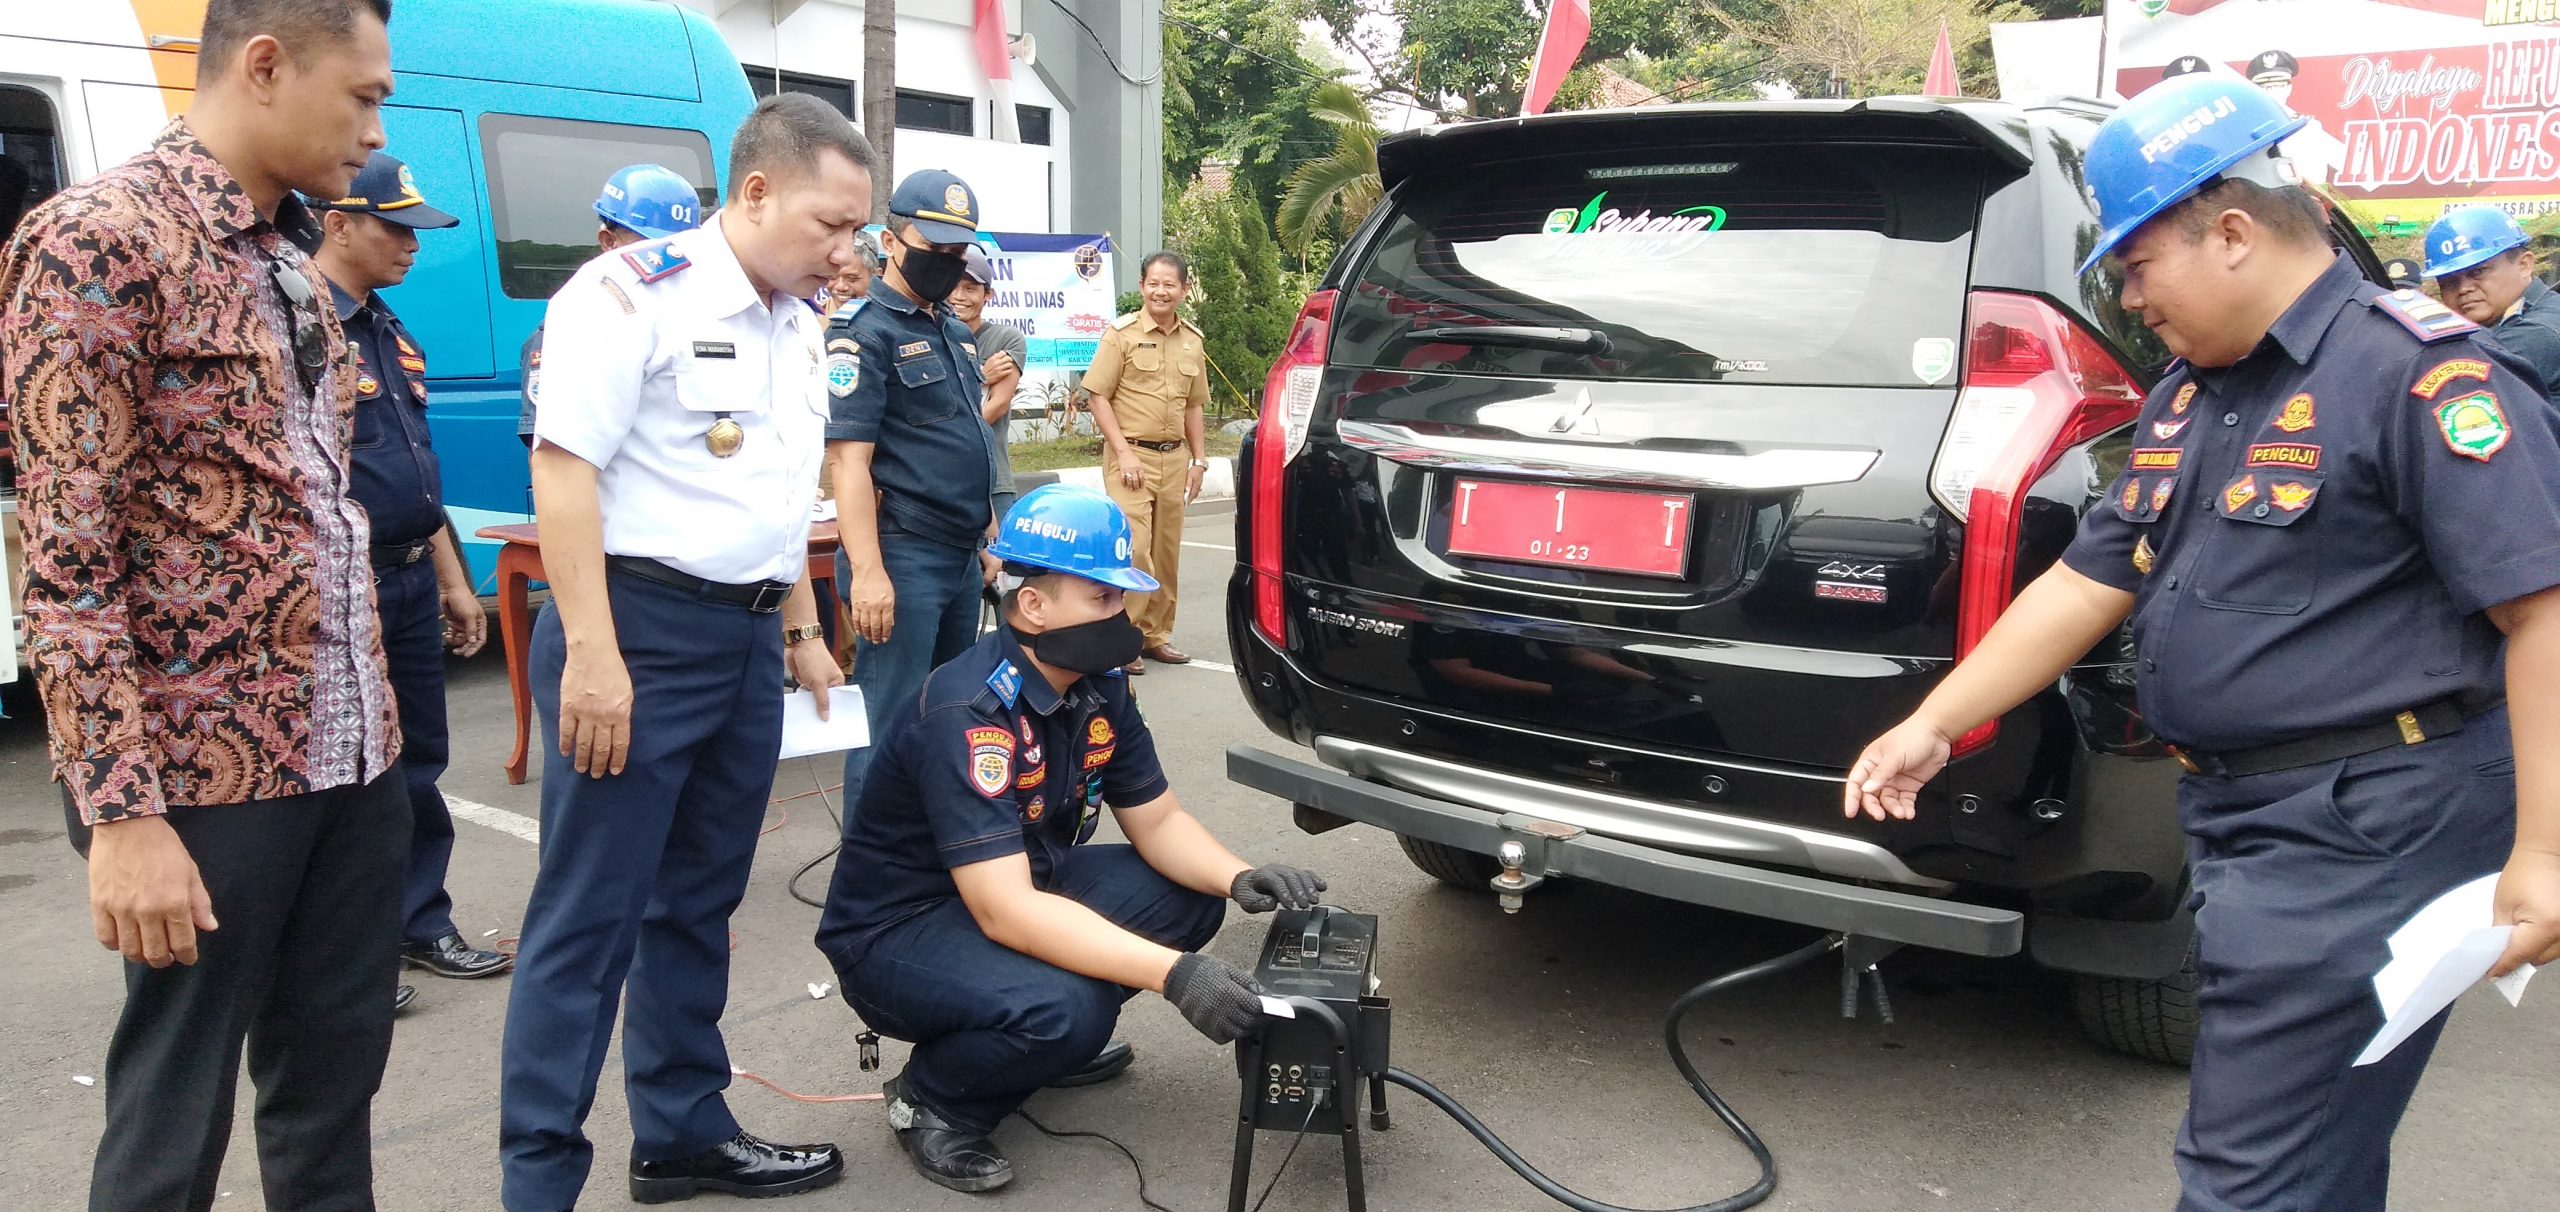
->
[975,0,1020,142]
[1923,18,1960,97]
[1523,0,1592,116]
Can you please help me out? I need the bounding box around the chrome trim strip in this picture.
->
[1313,736,1951,889]
[1335,419,1880,492]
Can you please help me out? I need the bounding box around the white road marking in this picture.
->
[448,795,541,845]
[1182,540,1234,552]
[1181,657,1236,674]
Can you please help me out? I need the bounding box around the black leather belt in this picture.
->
[371,539,432,569]
[605,555,791,614]
[2167,697,2476,778]
[1132,439,1186,452]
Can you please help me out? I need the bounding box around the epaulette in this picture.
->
[2371,289,2478,343]
[1110,312,1142,330]
[621,241,691,284]
[1179,317,1205,337]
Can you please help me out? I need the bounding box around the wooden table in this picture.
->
[475,520,842,785]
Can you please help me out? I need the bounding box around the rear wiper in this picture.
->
[1409,324,1613,354]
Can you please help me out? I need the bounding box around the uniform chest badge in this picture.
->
[2152,417,2190,441]
[2131,448,2182,472]
[967,726,1015,797]
[2171,383,2197,415]
[356,374,380,396]
[2121,478,2142,513]
[2274,393,2316,434]
[2151,477,2176,512]
[2133,535,2155,576]
[1023,794,1045,823]
[1087,717,1114,747]
[2435,391,2511,460]
[2223,475,2259,513]
[705,415,745,458]
[2269,481,2316,512]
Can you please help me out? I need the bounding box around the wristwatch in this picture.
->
[784,623,826,645]
[1189,458,1209,468]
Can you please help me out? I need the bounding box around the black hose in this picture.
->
[1380,934,1843,1212]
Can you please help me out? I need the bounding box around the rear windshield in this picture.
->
[1334,143,1983,387]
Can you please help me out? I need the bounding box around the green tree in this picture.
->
[1275,81,1384,260]
[1167,184,1311,416]
[1695,0,2033,98]
[1305,0,1739,117]
[1163,0,1345,228]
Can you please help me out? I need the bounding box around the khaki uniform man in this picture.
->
[1081,251,1208,670]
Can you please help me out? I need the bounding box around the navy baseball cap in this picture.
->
[315,151,458,229]
[891,169,980,245]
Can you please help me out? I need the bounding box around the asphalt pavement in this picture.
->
[2,506,2553,1211]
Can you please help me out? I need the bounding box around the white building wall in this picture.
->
[678,0,1072,234]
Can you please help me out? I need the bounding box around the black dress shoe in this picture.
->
[629,1132,843,1204]
[393,985,416,1014]
[885,1074,1012,1193]
[402,932,514,979]
[1045,1039,1134,1088]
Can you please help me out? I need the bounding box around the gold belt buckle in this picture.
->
[2394,710,2426,745]
[2170,747,2203,775]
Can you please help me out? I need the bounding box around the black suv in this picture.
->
[1224,96,2388,1064]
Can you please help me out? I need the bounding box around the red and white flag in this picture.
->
[975,0,1020,143]
[1522,0,1591,116]
[1923,17,1960,97]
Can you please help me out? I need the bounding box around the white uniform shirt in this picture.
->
[533,215,827,585]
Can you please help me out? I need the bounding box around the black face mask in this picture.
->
[898,243,969,304]
[1025,611,1144,676]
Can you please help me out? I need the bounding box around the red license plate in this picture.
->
[1445,479,1692,578]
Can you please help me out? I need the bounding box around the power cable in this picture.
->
[1042,0,1162,88]
[1015,1108,1186,1212]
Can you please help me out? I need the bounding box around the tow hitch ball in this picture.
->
[1489,840,1543,914]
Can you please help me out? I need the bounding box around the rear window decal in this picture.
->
[1540,191,1726,236]
[1912,338,1956,384]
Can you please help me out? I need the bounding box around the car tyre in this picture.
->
[2072,944,2200,1066]
[1395,833,1504,891]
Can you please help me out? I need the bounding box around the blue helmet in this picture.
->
[2422,206,2528,279]
[2078,75,2307,274]
[989,485,1160,593]
[595,164,702,241]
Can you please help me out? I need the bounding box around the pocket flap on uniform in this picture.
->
[674,355,766,415]
[1128,344,1163,374]
[895,355,948,389]
[2216,472,2321,525]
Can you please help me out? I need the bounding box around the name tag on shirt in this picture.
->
[693,341,738,359]
[897,340,932,359]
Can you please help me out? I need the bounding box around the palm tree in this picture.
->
[1276,81,1384,260]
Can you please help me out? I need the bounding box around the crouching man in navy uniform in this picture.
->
[1845,74,2560,1211]
[816,485,1329,1193]
[498,95,875,1211]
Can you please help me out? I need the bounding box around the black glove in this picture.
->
[1163,953,1267,1044]
[1231,864,1328,914]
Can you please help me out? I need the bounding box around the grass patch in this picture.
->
[1007,430,1243,473]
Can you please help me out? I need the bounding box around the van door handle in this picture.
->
[1334,420,1879,492]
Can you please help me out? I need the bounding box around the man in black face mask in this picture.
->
[815,485,1329,1194]
[826,169,1009,815]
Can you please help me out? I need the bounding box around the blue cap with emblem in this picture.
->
[596,164,703,241]
[891,169,981,245]
[988,485,1160,593]
[2422,205,2529,280]
[2077,74,2307,274]
[313,151,458,229]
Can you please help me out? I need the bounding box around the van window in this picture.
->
[481,114,717,300]
[1333,145,1983,387]
[0,85,66,249]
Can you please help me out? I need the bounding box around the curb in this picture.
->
[1011,455,1236,504]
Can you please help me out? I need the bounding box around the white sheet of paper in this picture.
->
[1258,996,1296,1019]
[777,687,868,759]
[2356,873,2536,1066]
[810,498,838,523]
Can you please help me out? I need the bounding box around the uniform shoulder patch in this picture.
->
[967,726,1015,797]
[985,661,1022,709]
[2413,358,2494,400]
[2371,289,2479,343]
[2435,390,2512,460]
[1110,312,1141,330]
[621,242,692,284]
[1180,317,1205,338]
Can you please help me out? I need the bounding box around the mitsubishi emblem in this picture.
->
[1551,388,1600,435]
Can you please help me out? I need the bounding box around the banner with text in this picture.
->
[2105,0,2560,234]
[979,232,1115,414]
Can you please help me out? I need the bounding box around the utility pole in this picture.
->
[862,0,896,222]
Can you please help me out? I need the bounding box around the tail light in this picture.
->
[1926,290,2144,757]
[1249,289,1338,646]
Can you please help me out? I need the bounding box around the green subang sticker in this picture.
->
[1542,191,1727,236]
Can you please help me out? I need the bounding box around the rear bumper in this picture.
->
[1229,744,2024,959]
